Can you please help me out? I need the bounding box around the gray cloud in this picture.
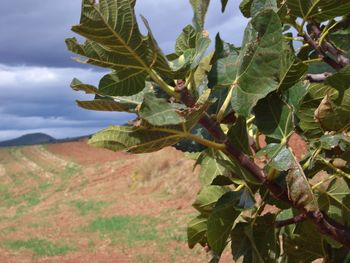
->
[0,64,131,140]
[0,1,247,141]
[1,0,246,67]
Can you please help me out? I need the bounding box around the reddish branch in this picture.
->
[302,22,350,70]
[275,213,307,228]
[176,79,350,250]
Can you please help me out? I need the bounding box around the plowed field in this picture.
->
[0,142,233,262]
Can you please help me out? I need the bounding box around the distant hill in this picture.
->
[0,133,90,147]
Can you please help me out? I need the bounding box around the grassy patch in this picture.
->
[87,216,158,246]
[1,226,17,234]
[2,238,74,256]
[60,163,80,181]
[72,200,108,216]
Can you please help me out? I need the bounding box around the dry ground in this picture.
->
[0,142,233,263]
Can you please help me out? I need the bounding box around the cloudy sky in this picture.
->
[0,0,247,141]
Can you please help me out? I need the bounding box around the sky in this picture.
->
[0,0,247,141]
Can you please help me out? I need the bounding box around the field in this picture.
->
[0,141,235,262]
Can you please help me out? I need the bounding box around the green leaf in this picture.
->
[70,78,99,94]
[286,159,319,212]
[191,35,211,70]
[257,144,294,171]
[66,0,174,95]
[88,125,183,154]
[320,133,350,151]
[227,116,252,155]
[231,214,278,263]
[314,67,350,132]
[98,70,147,96]
[254,92,294,141]
[250,0,278,18]
[286,0,350,22]
[239,0,253,17]
[207,191,242,256]
[283,221,324,263]
[71,78,149,113]
[208,52,239,89]
[298,83,334,138]
[298,67,350,136]
[76,99,132,112]
[175,25,197,55]
[139,93,185,126]
[197,149,231,186]
[329,28,350,53]
[190,0,211,31]
[316,177,350,226]
[187,214,208,248]
[231,10,283,117]
[193,185,230,214]
[211,33,238,63]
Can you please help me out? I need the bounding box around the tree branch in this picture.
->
[306,22,350,69]
[177,86,350,250]
[306,73,332,82]
[275,213,307,228]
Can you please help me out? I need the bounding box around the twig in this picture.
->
[275,213,307,228]
[306,73,332,82]
[308,22,350,68]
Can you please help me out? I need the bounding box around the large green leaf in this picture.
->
[197,149,231,186]
[254,92,294,141]
[139,93,185,126]
[207,191,242,256]
[71,78,148,113]
[298,83,333,138]
[227,116,252,155]
[76,99,132,112]
[187,214,208,248]
[231,214,278,263]
[192,185,230,214]
[175,25,197,56]
[239,0,254,17]
[88,125,184,153]
[231,10,283,117]
[66,0,174,96]
[314,67,350,132]
[286,0,350,22]
[316,177,350,226]
[283,221,324,263]
[190,0,211,31]
[298,67,350,137]
[98,70,147,96]
[250,0,278,18]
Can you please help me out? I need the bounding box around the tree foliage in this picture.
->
[67,0,350,261]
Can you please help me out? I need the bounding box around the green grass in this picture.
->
[1,226,17,234]
[87,216,158,246]
[72,200,108,216]
[2,238,74,256]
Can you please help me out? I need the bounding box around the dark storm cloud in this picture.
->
[0,0,246,67]
[0,64,131,140]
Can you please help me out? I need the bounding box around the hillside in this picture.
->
[0,133,56,147]
[0,133,91,147]
[0,141,232,262]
